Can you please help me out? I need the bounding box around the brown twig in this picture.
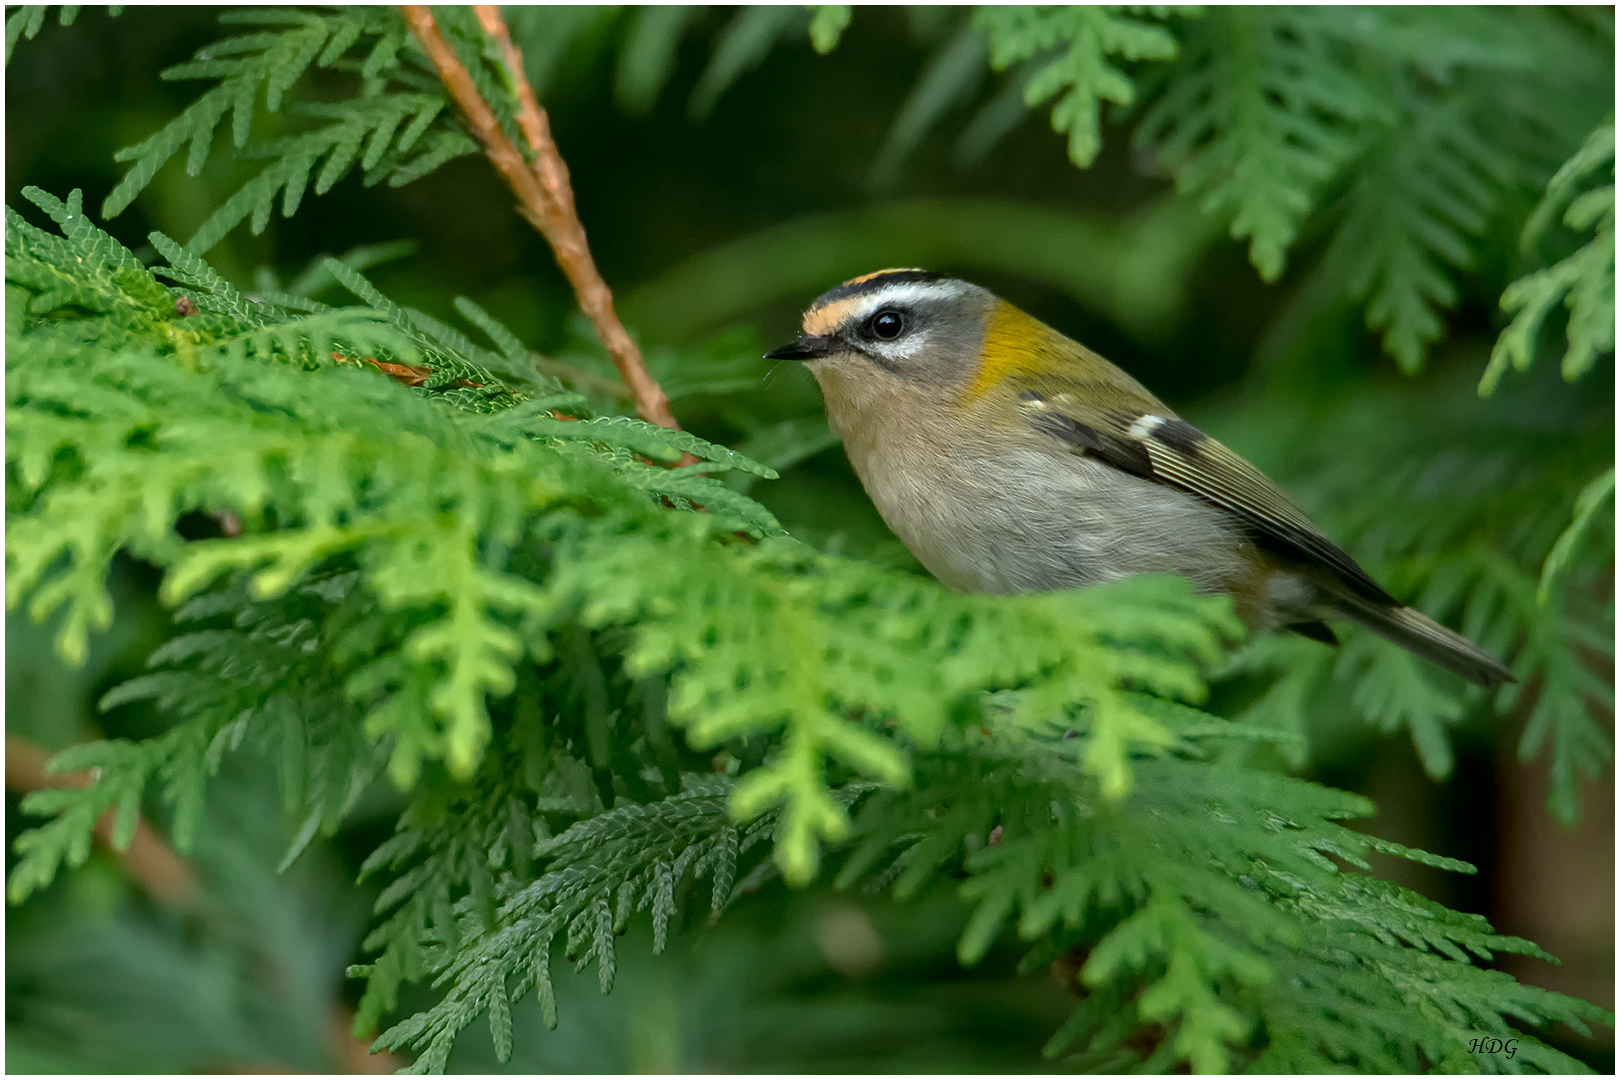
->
[401,5,680,432]
[471,5,562,207]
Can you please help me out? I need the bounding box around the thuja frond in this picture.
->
[186,93,472,254]
[367,561,1593,1053]
[1134,7,1371,282]
[8,737,167,904]
[552,529,1238,884]
[1210,367,1613,817]
[842,745,1607,1073]
[4,3,92,66]
[1538,466,1615,606]
[11,4,1617,1071]
[145,232,434,374]
[970,6,1606,372]
[6,188,173,350]
[316,258,529,407]
[104,8,394,218]
[1327,94,1512,374]
[8,195,598,793]
[1316,7,1607,373]
[99,7,484,252]
[371,777,786,1072]
[1484,119,1616,393]
[7,189,1233,899]
[976,6,1180,168]
[350,763,539,1044]
[11,569,388,900]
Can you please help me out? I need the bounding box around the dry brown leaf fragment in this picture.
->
[331,352,481,389]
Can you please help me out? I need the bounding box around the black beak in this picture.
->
[764,335,830,361]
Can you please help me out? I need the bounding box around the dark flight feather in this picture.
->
[1015,387,1515,689]
[1018,390,1394,605]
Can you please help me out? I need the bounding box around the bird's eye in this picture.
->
[869,309,905,340]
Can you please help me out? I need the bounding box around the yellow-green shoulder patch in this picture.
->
[962,301,1051,402]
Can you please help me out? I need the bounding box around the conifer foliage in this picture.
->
[6,5,1614,1074]
[894,7,1612,371]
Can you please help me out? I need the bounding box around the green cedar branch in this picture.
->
[4,733,198,908]
[1482,119,1616,395]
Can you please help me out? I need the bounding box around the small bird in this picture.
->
[765,269,1514,689]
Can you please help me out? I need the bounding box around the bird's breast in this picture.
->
[843,421,1267,606]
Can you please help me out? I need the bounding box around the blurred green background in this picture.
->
[6,6,1612,1072]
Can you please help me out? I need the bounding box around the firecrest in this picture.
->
[765,269,1513,689]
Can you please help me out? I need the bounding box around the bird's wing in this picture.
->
[1016,387,1395,605]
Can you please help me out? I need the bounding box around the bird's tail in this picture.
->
[1332,592,1516,690]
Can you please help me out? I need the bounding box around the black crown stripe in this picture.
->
[809,270,948,311]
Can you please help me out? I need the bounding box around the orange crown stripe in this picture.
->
[841,267,928,287]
